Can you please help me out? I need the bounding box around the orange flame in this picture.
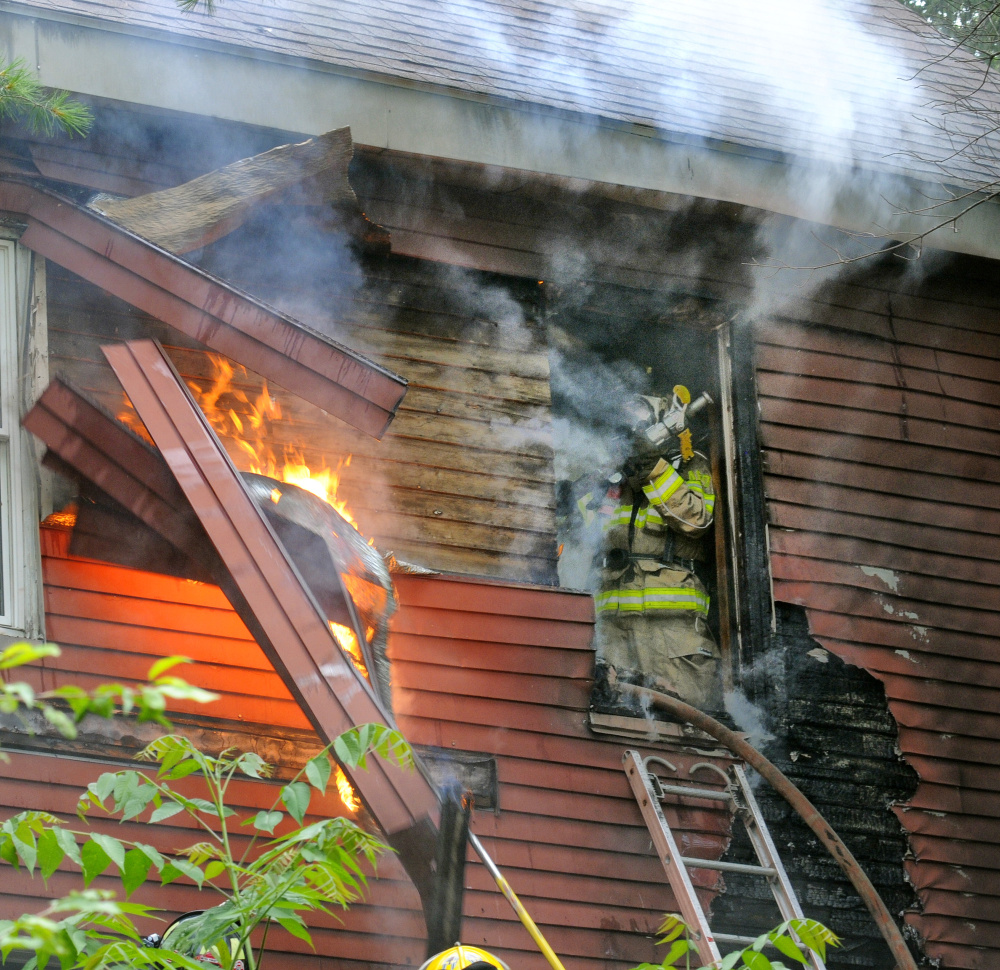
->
[335,766,360,813]
[118,354,360,528]
[118,353,376,681]
[329,621,368,679]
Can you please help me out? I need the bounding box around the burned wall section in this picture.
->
[711,604,919,969]
[729,252,1000,970]
[44,247,558,584]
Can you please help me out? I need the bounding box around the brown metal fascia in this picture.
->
[22,378,214,562]
[0,178,406,439]
[102,338,439,839]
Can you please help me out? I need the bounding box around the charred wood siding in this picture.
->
[15,527,734,970]
[756,264,1000,970]
[44,260,557,585]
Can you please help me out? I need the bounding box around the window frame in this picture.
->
[0,238,46,639]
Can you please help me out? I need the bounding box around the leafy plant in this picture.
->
[0,61,91,136]
[0,642,412,970]
[0,645,217,749]
[634,914,840,970]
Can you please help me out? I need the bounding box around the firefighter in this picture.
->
[582,386,722,710]
[420,943,510,970]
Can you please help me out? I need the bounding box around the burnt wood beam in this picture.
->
[0,178,406,438]
[88,127,362,254]
[101,338,440,843]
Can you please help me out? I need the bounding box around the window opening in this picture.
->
[548,288,735,722]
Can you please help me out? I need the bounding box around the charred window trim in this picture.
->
[727,316,773,700]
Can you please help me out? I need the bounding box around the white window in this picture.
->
[0,239,45,639]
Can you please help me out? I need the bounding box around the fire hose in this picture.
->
[615,682,919,970]
[468,832,568,970]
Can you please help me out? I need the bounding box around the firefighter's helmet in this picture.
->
[159,910,247,970]
[419,943,510,970]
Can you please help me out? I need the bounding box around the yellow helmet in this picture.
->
[419,943,510,970]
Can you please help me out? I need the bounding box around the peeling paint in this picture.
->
[894,649,919,663]
[900,610,919,620]
[861,565,900,592]
[806,647,829,663]
[882,601,895,614]
[910,626,930,642]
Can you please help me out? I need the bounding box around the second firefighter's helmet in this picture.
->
[419,943,510,970]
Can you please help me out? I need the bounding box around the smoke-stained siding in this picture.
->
[756,262,1000,970]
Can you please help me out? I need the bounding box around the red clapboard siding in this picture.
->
[757,299,1000,969]
[19,525,735,970]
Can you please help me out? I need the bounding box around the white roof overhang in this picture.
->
[5,4,1000,262]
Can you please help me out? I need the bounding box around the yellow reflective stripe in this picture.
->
[683,478,716,515]
[639,505,663,528]
[602,505,634,531]
[595,587,710,615]
[577,492,596,526]
[644,466,683,505]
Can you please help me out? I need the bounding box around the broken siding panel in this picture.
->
[45,261,557,584]
[757,287,1000,970]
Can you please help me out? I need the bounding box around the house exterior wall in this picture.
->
[0,525,735,970]
[754,258,1000,970]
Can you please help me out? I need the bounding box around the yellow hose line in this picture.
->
[469,833,568,970]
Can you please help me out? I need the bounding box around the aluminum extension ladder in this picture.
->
[623,750,825,970]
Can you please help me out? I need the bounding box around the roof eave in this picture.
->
[5,6,1000,263]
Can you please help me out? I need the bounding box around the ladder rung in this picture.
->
[715,933,763,947]
[680,857,777,876]
[653,782,733,802]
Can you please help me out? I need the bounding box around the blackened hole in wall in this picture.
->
[710,603,921,970]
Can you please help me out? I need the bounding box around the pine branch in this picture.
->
[0,59,92,137]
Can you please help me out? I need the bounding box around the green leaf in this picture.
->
[281,781,311,824]
[719,952,744,970]
[0,642,60,670]
[41,704,77,739]
[37,828,66,881]
[164,760,203,781]
[87,773,117,806]
[160,859,205,889]
[740,952,772,970]
[659,939,692,967]
[80,840,111,887]
[0,834,17,867]
[251,810,283,835]
[305,753,332,793]
[148,656,191,680]
[132,842,165,871]
[90,833,126,871]
[235,753,270,779]
[149,801,185,823]
[204,860,226,880]
[276,916,314,947]
[53,827,82,867]
[655,914,687,945]
[769,934,807,964]
[122,848,153,898]
[13,820,38,873]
